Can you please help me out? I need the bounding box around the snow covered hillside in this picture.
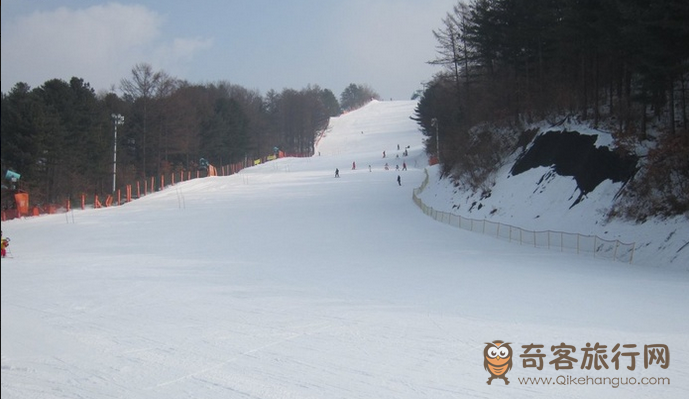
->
[2,100,687,398]
[417,120,689,270]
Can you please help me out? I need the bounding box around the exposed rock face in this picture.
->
[510,130,638,207]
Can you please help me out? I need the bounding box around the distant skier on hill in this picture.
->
[397,175,401,186]
[335,168,340,178]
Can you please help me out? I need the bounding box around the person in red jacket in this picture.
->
[1,231,9,258]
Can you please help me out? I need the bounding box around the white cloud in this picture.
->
[1,3,211,93]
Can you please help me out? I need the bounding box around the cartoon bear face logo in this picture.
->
[484,340,513,385]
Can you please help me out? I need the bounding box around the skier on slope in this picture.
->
[1,231,9,258]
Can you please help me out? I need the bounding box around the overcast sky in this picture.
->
[1,0,458,100]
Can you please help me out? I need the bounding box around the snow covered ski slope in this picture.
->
[2,100,687,398]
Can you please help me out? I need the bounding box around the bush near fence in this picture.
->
[412,169,635,263]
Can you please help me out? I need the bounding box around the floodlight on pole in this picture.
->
[111,114,125,194]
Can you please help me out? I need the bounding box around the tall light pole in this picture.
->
[111,114,125,194]
[431,118,440,163]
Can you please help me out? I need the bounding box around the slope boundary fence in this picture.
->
[412,169,635,263]
[1,151,313,221]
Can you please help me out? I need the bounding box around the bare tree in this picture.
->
[120,63,176,177]
[429,3,474,94]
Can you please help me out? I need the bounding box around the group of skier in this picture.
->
[333,144,411,185]
[336,166,403,186]
[334,147,409,185]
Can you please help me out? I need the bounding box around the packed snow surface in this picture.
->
[2,100,687,398]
